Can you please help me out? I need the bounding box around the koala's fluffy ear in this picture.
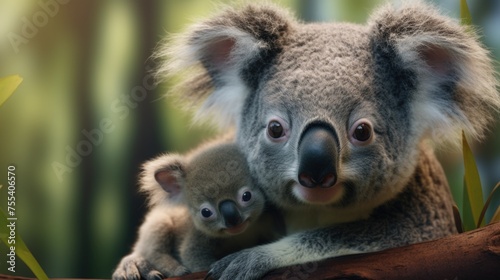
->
[369,2,499,143]
[156,3,293,127]
[139,154,186,207]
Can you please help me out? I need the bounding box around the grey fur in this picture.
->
[157,1,500,279]
[112,142,283,280]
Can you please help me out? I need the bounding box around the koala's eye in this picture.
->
[238,187,256,207]
[242,191,252,202]
[268,121,284,138]
[354,123,371,141]
[199,203,217,221]
[349,119,374,145]
[201,208,213,218]
[266,117,289,143]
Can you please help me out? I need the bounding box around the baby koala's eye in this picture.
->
[201,208,213,218]
[199,203,217,221]
[238,187,256,207]
[349,118,374,146]
[242,191,252,202]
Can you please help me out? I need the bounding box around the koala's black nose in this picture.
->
[298,125,339,188]
[219,200,243,227]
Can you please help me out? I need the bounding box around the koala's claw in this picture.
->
[145,270,164,280]
[112,254,150,280]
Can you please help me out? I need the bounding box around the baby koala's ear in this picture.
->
[369,1,499,144]
[140,154,186,207]
[155,166,184,196]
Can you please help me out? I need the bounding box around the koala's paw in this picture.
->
[112,254,189,280]
[206,248,274,280]
[112,254,161,280]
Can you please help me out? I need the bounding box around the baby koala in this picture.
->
[113,142,282,280]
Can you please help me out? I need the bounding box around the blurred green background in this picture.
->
[0,0,498,278]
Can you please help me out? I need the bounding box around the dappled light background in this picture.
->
[0,0,498,278]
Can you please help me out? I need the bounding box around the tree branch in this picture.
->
[171,222,500,280]
[1,222,498,280]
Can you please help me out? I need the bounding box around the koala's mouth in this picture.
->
[292,182,344,205]
[224,219,250,235]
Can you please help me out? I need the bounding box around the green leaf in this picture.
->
[477,181,500,227]
[462,177,476,231]
[0,209,49,280]
[462,131,484,228]
[460,0,472,26]
[491,205,500,224]
[0,75,23,107]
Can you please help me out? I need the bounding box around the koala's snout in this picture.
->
[219,200,243,227]
[298,125,339,188]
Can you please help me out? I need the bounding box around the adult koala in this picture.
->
[157,1,499,279]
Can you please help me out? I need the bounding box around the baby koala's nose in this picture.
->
[219,200,243,227]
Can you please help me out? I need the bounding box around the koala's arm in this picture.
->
[112,206,191,280]
[208,148,457,279]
